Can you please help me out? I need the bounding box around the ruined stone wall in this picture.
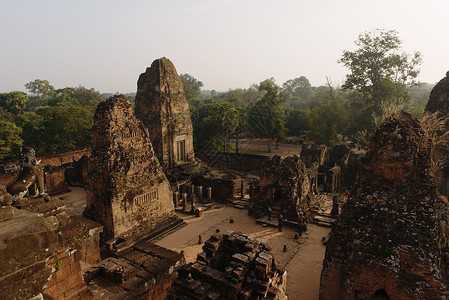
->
[135,57,194,168]
[44,165,71,195]
[39,148,92,167]
[300,144,328,168]
[196,151,268,172]
[86,95,178,239]
[320,111,449,299]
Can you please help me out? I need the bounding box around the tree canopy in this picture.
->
[180,73,203,101]
[339,29,422,131]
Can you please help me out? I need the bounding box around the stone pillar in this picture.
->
[190,184,195,196]
[182,193,188,210]
[173,191,180,207]
[207,187,212,203]
[196,186,203,202]
[191,194,196,213]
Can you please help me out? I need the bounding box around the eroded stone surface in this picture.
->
[320,111,449,299]
[85,95,179,239]
[167,231,287,299]
[135,57,194,168]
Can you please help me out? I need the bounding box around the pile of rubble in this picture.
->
[167,231,287,299]
[320,111,449,299]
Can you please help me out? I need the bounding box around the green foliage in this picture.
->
[306,84,349,146]
[219,87,264,108]
[25,79,55,99]
[282,76,315,109]
[17,106,94,154]
[180,73,203,101]
[192,99,246,152]
[286,109,309,136]
[54,254,61,271]
[0,91,28,116]
[0,121,23,159]
[47,86,103,107]
[340,29,422,132]
[0,108,14,122]
[248,78,290,151]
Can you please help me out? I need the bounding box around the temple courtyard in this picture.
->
[61,186,330,299]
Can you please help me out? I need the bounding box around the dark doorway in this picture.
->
[370,289,390,300]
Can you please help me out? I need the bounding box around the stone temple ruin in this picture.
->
[320,111,449,299]
[85,95,182,240]
[424,71,449,197]
[168,231,287,299]
[135,57,195,168]
[0,148,102,299]
[250,155,317,222]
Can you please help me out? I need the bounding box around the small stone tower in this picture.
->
[135,57,194,168]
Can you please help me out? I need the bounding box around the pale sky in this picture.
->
[1,0,448,93]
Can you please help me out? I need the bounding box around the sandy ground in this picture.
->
[58,188,330,299]
[58,186,88,216]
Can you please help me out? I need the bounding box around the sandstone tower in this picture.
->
[85,95,179,239]
[135,57,194,168]
[319,111,449,299]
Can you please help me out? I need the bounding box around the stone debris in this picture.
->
[167,231,287,299]
[85,95,181,239]
[320,111,449,299]
[84,240,185,299]
[135,57,194,168]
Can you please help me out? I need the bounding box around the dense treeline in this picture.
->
[0,30,435,160]
[0,80,101,159]
[189,29,432,152]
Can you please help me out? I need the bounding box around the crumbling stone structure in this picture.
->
[300,144,328,168]
[0,182,102,299]
[424,71,449,197]
[85,241,185,299]
[135,57,194,168]
[320,111,449,299]
[85,95,180,239]
[250,155,318,221]
[167,231,287,299]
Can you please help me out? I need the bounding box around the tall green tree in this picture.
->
[0,121,23,160]
[0,91,28,116]
[25,79,55,99]
[180,73,203,101]
[47,86,103,106]
[249,78,290,152]
[192,100,245,152]
[340,29,422,131]
[282,76,315,108]
[307,100,348,146]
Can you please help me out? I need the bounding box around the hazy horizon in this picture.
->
[1,0,448,94]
